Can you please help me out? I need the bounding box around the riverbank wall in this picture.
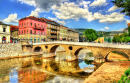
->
[0,43,22,59]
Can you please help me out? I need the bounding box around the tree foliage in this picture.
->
[84,29,98,42]
[118,68,130,83]
[112,0,130,17]
[112,33,130,43]
[128,26,130,36]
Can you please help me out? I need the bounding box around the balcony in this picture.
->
[51,35,57,38]
[33,26,44,31]
[51,31,57,34]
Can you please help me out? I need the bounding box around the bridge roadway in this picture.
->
[32,41,130,49]
[22,41,130,62]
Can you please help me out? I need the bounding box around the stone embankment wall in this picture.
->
[0,43,22,58]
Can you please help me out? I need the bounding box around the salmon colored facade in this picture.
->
[18,16,47,43]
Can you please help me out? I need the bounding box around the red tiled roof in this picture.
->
[10,25,18,31]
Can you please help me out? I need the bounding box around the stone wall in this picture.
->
[0,43,22,58]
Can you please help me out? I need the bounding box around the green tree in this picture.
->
[84,29,98,42]
[128,26,130,36]
[112,0,130,17]
[108,37,111,43]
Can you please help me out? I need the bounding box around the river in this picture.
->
[0,50,100,83]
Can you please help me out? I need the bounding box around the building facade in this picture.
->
[59,25,68,41]
[46,20,60,41]
[73,31,79,42]
[10,25,19,43]
[18,16,47,43]
[0,21,10,43]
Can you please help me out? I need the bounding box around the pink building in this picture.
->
[18,16,47,43]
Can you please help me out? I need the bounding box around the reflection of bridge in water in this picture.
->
[22,42,130,62]
[29,57,95,83]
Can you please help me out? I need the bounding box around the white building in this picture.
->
[0,21,10,43]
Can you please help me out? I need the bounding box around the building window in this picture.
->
[20,24,21,27]
[38,31,39,35]
[31,22,32,26]
[41,32,42,35]
[24,30,26,34]
[34,30,36,34]
[38,38,40,43]
[44,32,46,35]
[38,24,39,27]
[30,30,32,34]
[27,22,28,26]
[24,23,26,27]
[48,25,49,27]
[35,23,36,28]
[3,28,6,32]
[22,30,23,34]
[27,30,28,34]
[41,25,43,28]
[22,23,23,27]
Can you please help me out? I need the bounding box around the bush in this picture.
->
[118,68,130,83]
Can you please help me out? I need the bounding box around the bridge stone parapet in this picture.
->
[22,42,130,62]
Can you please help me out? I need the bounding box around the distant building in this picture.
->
[95,37,104,43]
[123,28,128,33]
[10,25,19,43]
[18,16,47,43]
[0,21,10,43]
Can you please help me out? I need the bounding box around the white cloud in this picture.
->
[108,6,119,12]
[90,0,108,6]
[79,1,91,9]
[48,17,66,25]
[29,8,41,17]
[52,2,94,22]
[94,12,125,23]
[100,27,109,31]
[124,18,130,24]
[105,27,109,30]
[117,28,125,31]
[18,0,36,7]
[3,13,18,23]
[17,0,69,12]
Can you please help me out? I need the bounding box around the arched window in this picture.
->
[21,38,23,42]
[26,38,28,43]
[2,36,6,43]
[41,38,43,42]
[38,38,40,43]
[34,38,36,43]
[30,38,32,43]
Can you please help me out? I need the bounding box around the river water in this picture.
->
[0,51,100,83]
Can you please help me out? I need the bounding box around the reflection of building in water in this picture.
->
[18,68,47,83]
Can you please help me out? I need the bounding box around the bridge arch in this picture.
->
[49,45,66,53]
[74,47,94,59]
[34,46,43,52]
[105,50,129,61]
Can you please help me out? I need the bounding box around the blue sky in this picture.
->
[0,0,130,31]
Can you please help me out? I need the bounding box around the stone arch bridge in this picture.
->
[22,42,130,62]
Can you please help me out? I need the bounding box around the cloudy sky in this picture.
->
[0,0,130,31]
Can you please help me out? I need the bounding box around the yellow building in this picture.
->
[59,25,68,41]
[0,21,10,43]
[95,37,104,43]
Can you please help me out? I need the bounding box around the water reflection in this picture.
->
[0,51,99,83]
